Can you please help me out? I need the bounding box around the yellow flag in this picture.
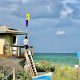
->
[26,13,30,20]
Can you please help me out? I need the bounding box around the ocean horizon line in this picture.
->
[35,52,77,54]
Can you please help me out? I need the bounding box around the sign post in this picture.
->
[77,51,80,65]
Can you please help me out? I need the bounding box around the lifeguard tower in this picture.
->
[0,25,38,77]
[0,25,26,57]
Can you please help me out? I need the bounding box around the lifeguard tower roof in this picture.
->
[0,25,27,35]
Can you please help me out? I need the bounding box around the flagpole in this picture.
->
[25,13,30,47]
[26,27,28,34]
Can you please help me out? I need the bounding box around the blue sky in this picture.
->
[0,0,80,53]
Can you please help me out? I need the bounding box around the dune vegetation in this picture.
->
[35,61,55,72]
[0,59,80,80]
[35,61,80,80]
[52,66,80,80]
[0,58,32,80]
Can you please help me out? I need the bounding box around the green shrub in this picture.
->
[15,67,32,80]
[50,64,55,72]
[0,71,4,80]
[0,63,32,80]
[35,61,55,72]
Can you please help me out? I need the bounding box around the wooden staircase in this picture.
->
[25,50,38,76]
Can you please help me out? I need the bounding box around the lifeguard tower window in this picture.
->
[13,36,16,44]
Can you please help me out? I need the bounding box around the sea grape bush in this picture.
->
[35,61,55,72]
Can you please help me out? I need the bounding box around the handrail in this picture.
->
[3,44,33,57]
[3,68,15,80]
[3,71,13,80]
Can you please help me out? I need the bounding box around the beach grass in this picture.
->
[35,61,80,80]
[52,66,80,80]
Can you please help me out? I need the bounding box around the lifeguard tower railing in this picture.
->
[3,45,24,57]
[3,45,33,58]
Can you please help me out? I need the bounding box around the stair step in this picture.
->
[31,65,34,67]
[27,51,38,76]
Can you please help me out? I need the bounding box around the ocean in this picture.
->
[33,53,79,67]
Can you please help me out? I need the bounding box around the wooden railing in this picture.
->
[3,45,24,57]
[12,45,24,57]
[3,68,15,80]
[3,44,33,58]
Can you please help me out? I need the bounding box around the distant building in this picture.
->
[0,25,27,57]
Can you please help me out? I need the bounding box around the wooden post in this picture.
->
[17,46,20,57]
[13,68,15,80]
[9,45,12,57]
[10,45,13,57]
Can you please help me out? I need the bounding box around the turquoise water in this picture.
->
[32,76,51,80]
[33,53,79,66]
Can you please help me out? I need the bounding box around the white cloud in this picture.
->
[21,0,29,3]
[60,0,80,19]
[12,0,63,19]
[60,7,73,18]
[0,4,18,12]
[56,30,65,35]
[62,0,79,4]
[45,5,51,12]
